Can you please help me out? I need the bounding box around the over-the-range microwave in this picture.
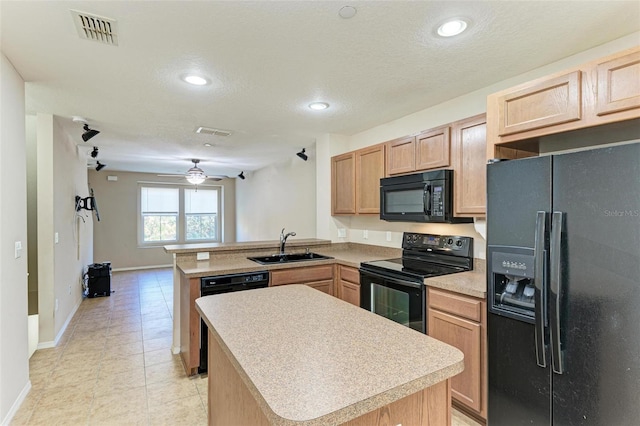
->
[379,169,472,223]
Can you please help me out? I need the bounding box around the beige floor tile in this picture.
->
[452,408,483,426]
[90,386,147,421]
[106,330,143,346]
[148,395,207,426]
[143,348,176,367]
[142,326,172,341]
[64,338,106,354]
[89,410,149,426]
[144,359,185,385]
[143,336,172,353]
[142,318,172,331]
[49,363,100,388]
[103,340,144,358]
[95,366,146,393]
[28,401,90,426]
[146,376,199,407]
[99,352,145,375]
[108,322,142,336]
[37,379,96,407]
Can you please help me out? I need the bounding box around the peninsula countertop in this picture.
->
[196,284,465,425]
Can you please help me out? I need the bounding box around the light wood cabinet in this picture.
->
[271,264,334,296]
[452,114,487,216]
[336,265,360,306]
[386,135,416,175]
[416,126,450,170]
[386,127,451,176]
[332,144,385,216]
[179,272,201,376]
[331,152,356,215]
[487,46,640,159]
[355,144,385,214]
[428,287,486,421]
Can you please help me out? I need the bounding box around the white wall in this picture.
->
[0,52,30,426]
[36,114,93,346]
[236,151,317,242]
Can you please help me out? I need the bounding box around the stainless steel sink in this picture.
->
[247,252,333,265]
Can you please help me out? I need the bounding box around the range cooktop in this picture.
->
[360,233,474,283]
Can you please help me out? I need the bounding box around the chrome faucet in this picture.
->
[279,228,296,255]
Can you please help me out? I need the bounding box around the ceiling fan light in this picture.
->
[186,174,206,185]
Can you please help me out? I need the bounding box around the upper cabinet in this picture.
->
[331,144,385,216]
[331,152,356,215]
[386,127,450,176]
[452,114,487,216]
[355,144,385,214]
[487,47,640,159]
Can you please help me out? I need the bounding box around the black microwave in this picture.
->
[380,170,472,223]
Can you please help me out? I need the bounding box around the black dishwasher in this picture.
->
[199,271,269,373]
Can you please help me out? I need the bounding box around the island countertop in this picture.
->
[196,284,464,425]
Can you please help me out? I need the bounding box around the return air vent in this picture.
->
[195,127,232,137]
[71,10,118,46]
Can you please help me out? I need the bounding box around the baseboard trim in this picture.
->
[112,264,173,272]
[1,380,31,426]
[37,298,82,350]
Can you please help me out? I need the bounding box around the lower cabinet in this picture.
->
[427,287,486,421]
[270,264,334,296]
[336,265,360,306]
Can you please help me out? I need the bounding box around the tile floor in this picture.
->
[11,267,481,426]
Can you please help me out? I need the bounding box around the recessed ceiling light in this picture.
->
[437,19,468,37]
[338,6,357,19]
[203,143,212,147]
[309,102,329,110]
[183,75,208,86]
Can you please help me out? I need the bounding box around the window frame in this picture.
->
[137,183,222,247]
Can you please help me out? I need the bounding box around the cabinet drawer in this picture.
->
[270,265,334,286]
[339,265,360,284]
[428,288,482,322]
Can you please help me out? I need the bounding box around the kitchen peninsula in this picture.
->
[196,284,464,425]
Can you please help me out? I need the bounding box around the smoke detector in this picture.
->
[71,10,118,46]
[195,127,232,137]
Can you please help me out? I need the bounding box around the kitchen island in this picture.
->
[196,284,464,425]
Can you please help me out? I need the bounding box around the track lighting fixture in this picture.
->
[238,171,245,180]
[91,147,99,158]
[95,161,106,171]
[82,124,100,142]
[296,148,308,161]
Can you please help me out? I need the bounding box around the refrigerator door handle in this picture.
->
[534,211,548,368]
[550,211,565,374]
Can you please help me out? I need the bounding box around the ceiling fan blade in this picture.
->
[157,174,186,177]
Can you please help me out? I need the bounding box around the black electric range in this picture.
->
[361,232,474,282]
[359,232,474,333]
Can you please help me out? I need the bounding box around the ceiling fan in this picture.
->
[157,159,229,184]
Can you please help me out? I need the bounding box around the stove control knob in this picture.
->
[456,240,463,247]
[447,238,454,245]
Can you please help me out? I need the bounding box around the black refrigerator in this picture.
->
[486,142,640,425]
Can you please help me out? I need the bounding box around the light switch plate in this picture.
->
[55,232,59,244]
[14,241,22,259]
[196,252,210,261]
[363,230,369,239]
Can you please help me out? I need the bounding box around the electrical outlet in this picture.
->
[196,252,210,261]
[55,298,59,312]
[337,228,346,238]
[68,285,71,295]
[386,231,392,242]
[55,232,59,244]
[363,230,368,239]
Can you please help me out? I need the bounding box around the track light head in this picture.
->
[91,147,99,158]
[296,148,308,161]
[238,171,245,180]
[82,124,100,142]
[95,161,106,171]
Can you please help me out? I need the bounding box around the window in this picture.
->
[141,187,179,242]
[185,188,218,241]
[139,185,221,245]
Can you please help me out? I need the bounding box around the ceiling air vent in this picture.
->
[71,10,118,46]
[195,127,232,137]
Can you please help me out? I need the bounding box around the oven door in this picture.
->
[360,268,426,333]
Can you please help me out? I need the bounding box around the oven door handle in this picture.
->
[360,269,423,289]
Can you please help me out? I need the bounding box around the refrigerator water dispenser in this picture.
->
[488,246,537,323]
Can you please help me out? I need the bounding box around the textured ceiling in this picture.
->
[2,1,639,177]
